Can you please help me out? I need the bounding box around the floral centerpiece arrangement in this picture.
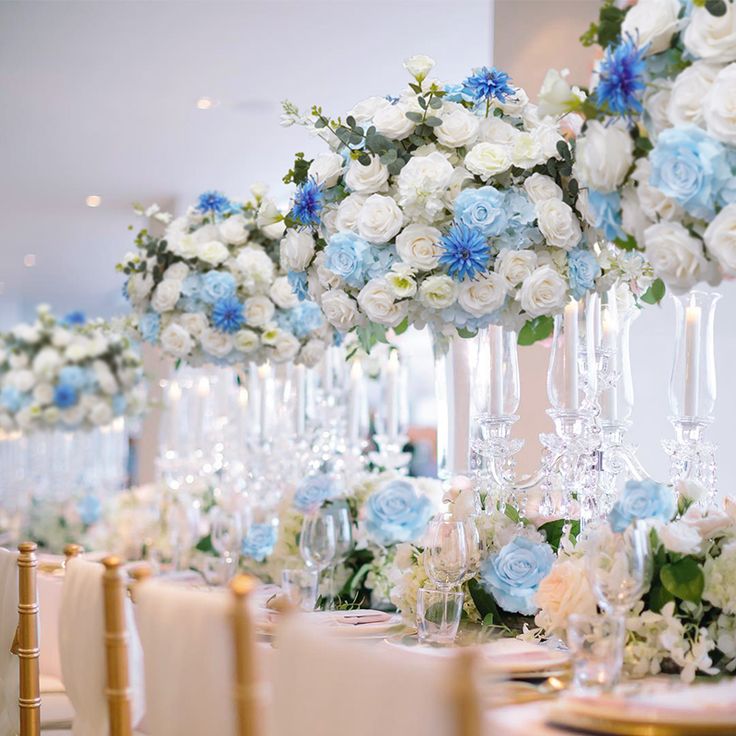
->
[0,305,146,433]
[118,186,334,367]
[533,479,736,682]
[549,0,736,296]
[280,55,620,348]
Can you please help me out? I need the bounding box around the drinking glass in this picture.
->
[209,507,243,583]
[424,514,469,591]
[299,512,336,603]
[281,568,320,611]
[322,502,354,609]
[416,588,464,645]
[166,498,201,572]
[567,613,625,692]
[587,522,651,615]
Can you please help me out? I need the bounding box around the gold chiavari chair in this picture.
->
[16,541,41,736]
[452,649,482,736]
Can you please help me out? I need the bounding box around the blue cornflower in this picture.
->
[196,190,233,215]
[61,310,86,326]
[462,66,514,103]
[53,383,79,409]
[291,178,323,228]
[211,296,245,333]
[288,270,308,301]
[595,35,647,119]
[439,224,490,281]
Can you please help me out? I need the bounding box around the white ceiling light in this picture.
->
[23,254,36,268]
[85,195,102,207]
[195,96,218,110]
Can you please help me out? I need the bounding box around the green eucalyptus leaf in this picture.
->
[706,0,727,16]
[393,316,410,335]
[425,116,443,127]
[405,111,424,123]
[429,96,443,109]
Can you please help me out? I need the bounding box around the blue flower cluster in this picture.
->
[211,297,245,333]
[288,270,309,300]
[462,66,515,104]
[1,386,27,413]
[241,523,278,562]
[609,479,676,532]
[278,301,324,338]
[293,473,338,513]
[196,191,236,216]
[439,224,490,281]
[292,178,324,228]
[567,247,602,300]
[324,232,397,288]
[139,312,161,343]
[586,190,625,242]
[363,479,433,547]
[61,311,86,327]
[76,494,102,526]
[595,35,647,119]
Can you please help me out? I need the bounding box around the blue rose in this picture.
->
[53,383,79,409]
[58,366,91,391]
[288,271,308,301]
[76,494,102,526]
[293,473,338,513]
[609,479,676,532]
[181,274,203,299]
[480,536,555,615]
[364,480,433,547]
[567,247,602,300]
[650,125,731,220]
[285,301,324,338]
[0,386,22,413]
[587,190,625,241]
[200,271,236,305]
[324,232,371,288]
[505,189,537,228]
[139,312,160,343]
[241,523,277,562]
[454,186,508,237]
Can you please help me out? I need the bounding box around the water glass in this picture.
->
[322,502,353,608]
[424,514,469,590]
[299,512,336,573]
[567,613,625,692]
[416,588,464,645]
[281,568,319,611]
[209,507,244,582]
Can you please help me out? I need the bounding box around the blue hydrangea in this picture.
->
[324,232,371,287]
[241,523,278,562]
[480,537,555,615]
[53,384,79,409]
[595,35,647,119]
[61,310,86,326]
[58,366,90,391]
[139,312,160,343]
[441,303,502,332]
[568,247,602,300]
[0,386,22,413]
[587,190,625,242]
[363,244,398,281]
[285,301,324,338]
[292,178,323,229]
[650,125,731,220]
[609,480,676,532]
[439,223,490,281]
[293,473,337,513]
[443,83,475,104]
[454,187,508,237]
[211,297,245,333]
[178,296,205,313]
[76,494,102,526]
[200,271,237,305]
[112,394,127,415]
[364,480,433,547]
[196,191,234,216]
[181,274,203,299]
[462,66,514,103]
[288,270,309,301]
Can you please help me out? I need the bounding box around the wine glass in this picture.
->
[166,497,201,572]
[322,503,354,609]
[586,521,652,615]
[209,507,243,583]
[424,514,469,591]
[461,516,482,582]
[299,512,336,604]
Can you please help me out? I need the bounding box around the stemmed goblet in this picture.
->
[299,511,336,607]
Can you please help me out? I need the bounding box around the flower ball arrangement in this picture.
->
[119,187,335,368]
[0,306,146,433]
[280,55,614,348]
[555,0,736,296]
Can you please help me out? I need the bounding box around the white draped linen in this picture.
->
[0,548,19,736]
[58,558,145,736]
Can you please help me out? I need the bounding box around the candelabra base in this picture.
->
[663,418,717,502]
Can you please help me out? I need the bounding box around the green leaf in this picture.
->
[614,234,640,252]
[425,116,443,127]
[539,519,580,552]
[482,612,495,627]
[357,153,371,166]
[429,96,443,109]
[346,563,372,597]
[405,111,424,123]
[660,557,705,603]
[195,533,214,554]
[518,315,553,346]
[457,327,478,339]
[648,583,675,613]
[417,96,427,110]
[393,316,409,335]
[504,504,521,524]
[468,578,501,621]
[640,278,666,305]
[706,0,727,15]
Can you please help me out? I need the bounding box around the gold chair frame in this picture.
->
[16,541,41,736]
[230,574,260,736]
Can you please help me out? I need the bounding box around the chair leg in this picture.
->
[18,541,41,736]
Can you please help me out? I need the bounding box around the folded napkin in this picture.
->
[59,558,145,736]
[0,548,19,736]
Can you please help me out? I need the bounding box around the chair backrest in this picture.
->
[0,546,20,736]
[135,573,261,736]
[16,542,41,736]
[272,616,481,736]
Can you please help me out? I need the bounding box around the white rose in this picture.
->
[15,406,35,430]
[163,262,190,281]
[93,360,118,394]
[279,229,315,272]
[537,68,584,117]
[160,323,193,358]
[126,272,154,307]
[348,96,392,124]
[531,121,566,161]
[704,63,736,145]
[151,279,181,312]
[621,185,652,243]
[631,158,680,221]
[357,279,409,327]
[356,194,404,244]
[218,215,249,245]
[197,240,230,266]
[464,142,512,180]
[61,405,85,427]
[307,152,345,188]
[510,132,544,168]
[32,347,61,379]
[314,251,343,290]
[396,152,454,221]
[435,104,480,148]
[704,203,736,276]
[395,224,442,271]
[298,339,327,368]
[333,193,366,233]
[8,353,28,369]
[270,331,300,363]
[200,328,233,358]
[683,2,736,63]
[86,334,107,358]
[536,199,582,250]
[523,173,562,204]
[622,0,681,55]
[519,265,568,318]
[644,221,710,292]
[233,329,260,353]
[417,274,458,310]
[477,116,518,145]
[495,248,538,287]
[344,155,389,194]
[256,199,286,240]
[13,324,40,343]
[87,399,113,427]
[404,54,435,81]
[534,558,597,636]
[320,289,360,331]
[41,406,60,425]
[574,120,634,193]
[386,267,418,299]
[65,338,90,363]
[234,248,275,292]
[51,327,73,348]
[668,62,720,128]
[270,276,299,309]
[244,295,275,327]
[373,103,415,140]
[656,520,702,555]
[33,382,54,405]
[457,272,507,317]
[179,312,208,338]
[643,80,673,137]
